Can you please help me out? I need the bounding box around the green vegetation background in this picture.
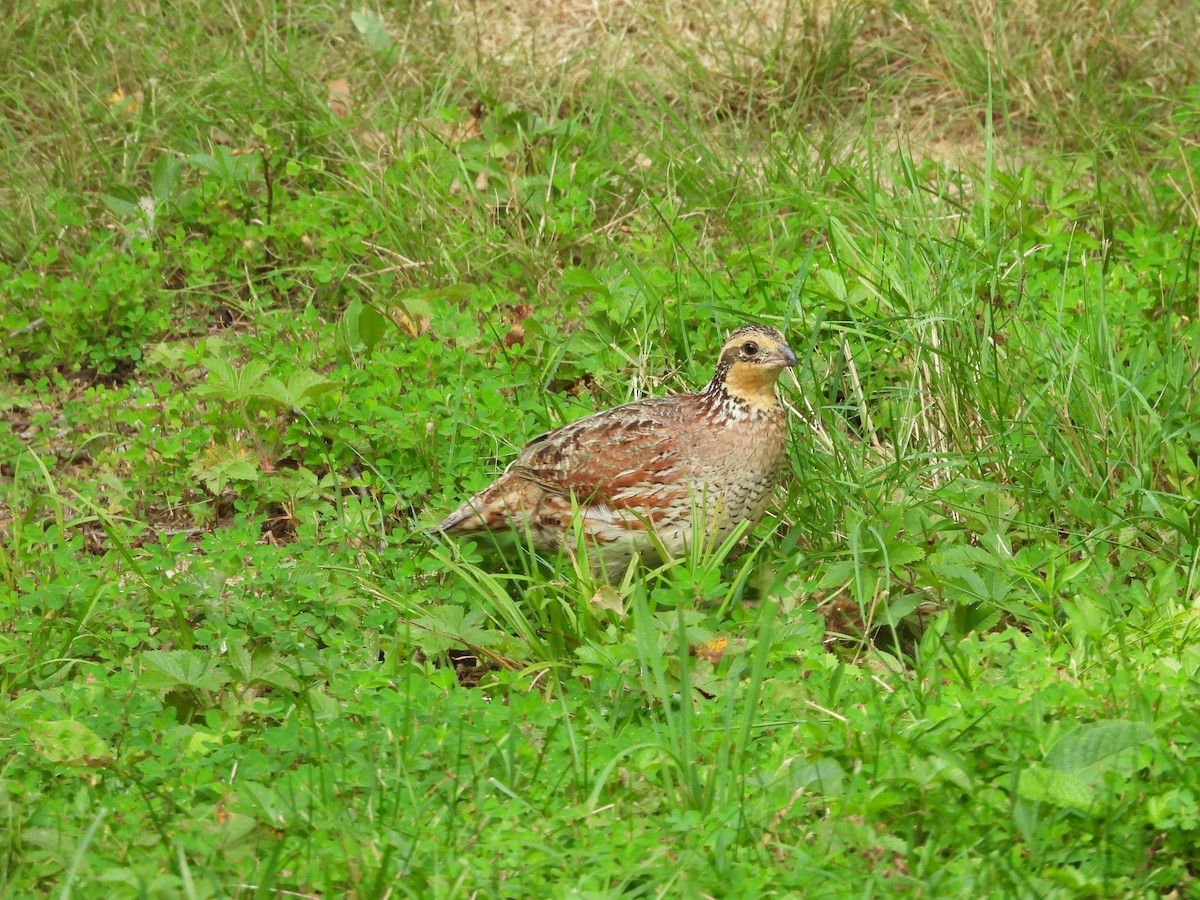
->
[2,1,1199,896]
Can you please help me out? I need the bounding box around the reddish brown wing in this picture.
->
[511,395,689,510]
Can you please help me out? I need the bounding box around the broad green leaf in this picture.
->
[28,719,114,766]
[787,758,845,796]
[1059,557,1094,585]
[952,602,1002,635]
[307,689,342,721]
[429,284,472,303]
[100,191,142,219]
[929,545,995,566]
[1045,720,1154,779]
[151,153,182,205]
[357,302,389,354]
[560,267,611,298]
[1060,593,1107,637]
[238,782,288,827]
[187,732,225,756]
[337,298,393,362]
[350,9,397,63]
[879,593,921,625]
[1017,765,1093,810]
[818,559,856,587]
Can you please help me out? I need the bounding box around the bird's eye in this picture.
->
[741,341,759,355]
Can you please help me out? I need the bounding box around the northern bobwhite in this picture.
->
[433,324,798,577]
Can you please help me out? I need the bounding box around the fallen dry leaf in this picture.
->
[503,323,525,347]
[392,306,430,338]
[588,585,624,617]
[817,594,866,641]
[107,87,140,115]
[690,637,729,663]
[502,304,534,347]
[327,78,352,118]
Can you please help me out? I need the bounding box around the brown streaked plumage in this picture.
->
[433,324,798,578]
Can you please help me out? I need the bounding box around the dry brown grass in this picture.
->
[397,0,870,122]
[371,0,1195,166]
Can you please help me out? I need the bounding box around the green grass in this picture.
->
[3,0,1200,896]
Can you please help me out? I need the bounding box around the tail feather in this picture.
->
[432,498,486,535]
[432,472,531,536]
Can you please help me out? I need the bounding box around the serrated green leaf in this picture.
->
[929,562,988,601]
[188,152,223,177]
[188,146,261,183]
[190,444,261,494]
[223,642,301,692]
[140,650,230,694]
[258,369,338,409]
[414,605,502,656]
[196,357,271,403]
[883,541,926,568]
[238,358,271,387]
[200,356,238,388]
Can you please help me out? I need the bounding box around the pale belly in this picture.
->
[565,457,784,576]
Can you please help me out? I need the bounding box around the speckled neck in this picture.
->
[705,360,783,412]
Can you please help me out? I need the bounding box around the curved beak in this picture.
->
[768,344,799,368]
